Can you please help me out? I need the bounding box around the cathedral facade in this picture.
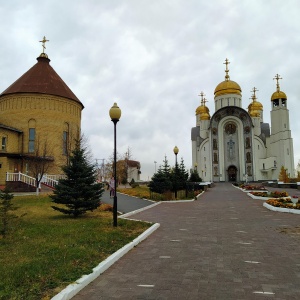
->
[191,59,294,182]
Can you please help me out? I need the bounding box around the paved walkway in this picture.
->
[73,183,300,299]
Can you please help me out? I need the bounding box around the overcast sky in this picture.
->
[0,0,300,180]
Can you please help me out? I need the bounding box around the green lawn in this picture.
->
[0,195,152,300]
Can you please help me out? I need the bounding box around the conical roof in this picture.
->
[0,54,84,108]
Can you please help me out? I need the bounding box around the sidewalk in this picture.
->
[72,183,300,299]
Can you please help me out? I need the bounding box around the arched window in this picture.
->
[63,122,69,155]
[28,119,36,153]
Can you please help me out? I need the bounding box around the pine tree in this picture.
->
[51,140,104,217]
[149,166,172,194]
[161,155,171,176]
[188,169,202,182]
[0,189,17,237]
[177,157,189,190]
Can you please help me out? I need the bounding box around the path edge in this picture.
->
[51,222,160,300]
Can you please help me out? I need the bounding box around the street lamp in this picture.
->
[173,146,179,199]
[109,102,121,227]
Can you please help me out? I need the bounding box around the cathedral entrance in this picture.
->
[227,165,237,182]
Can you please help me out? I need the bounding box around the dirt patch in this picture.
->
[278,226,300,238]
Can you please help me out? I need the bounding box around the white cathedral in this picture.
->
[191,59,294,182]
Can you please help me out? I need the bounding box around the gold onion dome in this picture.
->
[249,109,260,117]
[271,74,287,101]
[200,111,210,120]
[214,58,242,97]
[248,87,262,117]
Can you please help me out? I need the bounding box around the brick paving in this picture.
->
[72,183,300,299]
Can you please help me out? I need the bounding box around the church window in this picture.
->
[284,123,286,128]
[287,148,289,155]
[63,131,68,155]
[204,157,206,161]
[273,100,279,107]
[263,163,265,169]
[28,128,35,153]
[258,145,259,150]
[282,99,286,106]
[213,139,218,149]
[1,137,7,150]
[204,147,205,151]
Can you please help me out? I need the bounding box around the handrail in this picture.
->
[6,172,66,189]
[6,172,36,187]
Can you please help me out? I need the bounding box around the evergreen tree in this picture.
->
[188,169,202,182]
[149,166,172,194]
[178,157,189,190]
[0,189,17,237]
[51,140,104,217]
[161,155,171,177]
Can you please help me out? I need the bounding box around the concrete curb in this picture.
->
[51,223,160,300]
[263,202,300,215]
[119,202,161,219]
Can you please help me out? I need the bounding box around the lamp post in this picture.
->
[109,102,121,227]
[173,146,179,199]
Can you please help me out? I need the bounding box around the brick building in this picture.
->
[0,45,83,188]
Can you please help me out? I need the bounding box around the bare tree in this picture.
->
[27,137,54,195]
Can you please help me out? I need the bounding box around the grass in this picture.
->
[118,185,151,199]
[118,185,199,201]
[0,195,152,300]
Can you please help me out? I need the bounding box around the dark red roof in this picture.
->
[0,55,83,107]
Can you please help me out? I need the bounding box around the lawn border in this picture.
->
[263,202,300,214]
[51,222,160,300]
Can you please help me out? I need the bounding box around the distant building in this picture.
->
[126,159,141,182]
[0,39,83,188]
[191,59,294,182]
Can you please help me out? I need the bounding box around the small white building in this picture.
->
[191,59,294,182]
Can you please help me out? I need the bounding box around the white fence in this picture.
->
[6,172,36,187]
[6,172,65,189]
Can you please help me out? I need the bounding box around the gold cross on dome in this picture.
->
[273,74,282,91]
[39,36,49,53]
[198,91,205,105]
[251,87,259,101]
[203,98,208,106]
[223,58,230,80]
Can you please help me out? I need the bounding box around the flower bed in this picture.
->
[266,198,300,209]
[249,191,289,198]
[240,184,267,191]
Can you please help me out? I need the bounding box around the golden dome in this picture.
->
[196,105,208,115]
[271,90,287,101]
[214,80,242,97]
[251,100,263,110]
[214,59,241,97]
[248,87,263,116]
[271,74,287,101]
[200,111,210,120]
[249,109,260,117]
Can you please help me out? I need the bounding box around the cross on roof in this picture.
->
[251,87,259,102]
[198,91,205,105]
[273,74,282,92]
[39,36,49,53]
[223,58,230,81]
